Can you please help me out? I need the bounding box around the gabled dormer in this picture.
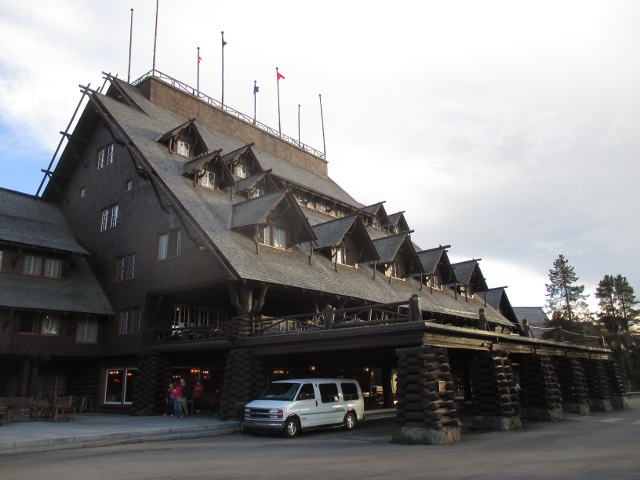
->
[370,232,423,281]
[183,150,236,190]
[235,170,283,199]
[157,118,207,159]
[312,214,379,269]
[416,245,456,290]
[451,259,488,299]
[360,202,390,230]
[386,211,410,234]
[223,144,263,180]
[477,287,521,331]
[231,191,316,252]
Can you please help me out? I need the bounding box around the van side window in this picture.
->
[297,383,315,400]
[341,382,360,401]
[319,383,339,403]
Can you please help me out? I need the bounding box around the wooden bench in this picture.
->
[52,396,76,422]
[0,396,34,421]
[0,406,10,426]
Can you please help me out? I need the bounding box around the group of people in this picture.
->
[164,378,220,417]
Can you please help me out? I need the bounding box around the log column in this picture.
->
[552,356,590,415]
[470,350,521,430]
[605,360,629,410]
[519,355,563,421]
[582,358,613,412]
[131,352,171,416]
[219,348,265,419]
[396,346,461,444]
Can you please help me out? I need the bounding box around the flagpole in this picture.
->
[152,0,159,73]
[197,47,200,96]
[127,8,134,83]
[276,67,282,135]
[298,104,301,143]
[221,31,226,106]
[319,94,326,159]
[253,80,258,125]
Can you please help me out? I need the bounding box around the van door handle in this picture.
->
[316,401,318,407]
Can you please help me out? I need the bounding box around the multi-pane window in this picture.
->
[76,319,98,343]
[18,312,60,335]
[97,143,115,169]
[261,225,287,249]
[22,255,63,279]
[100,205,119,232]
[104,368,137,404]
[119,308,143,334]
[200,171,216,188]
[385,261,406,279]
[235,164,248,178]
[177,140,191,157]
[171,304,228,330]
[158,229,181,260]
[114,254,136,282]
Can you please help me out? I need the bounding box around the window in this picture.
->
[249,189,264,199]
[100,205,119,232]
[319,383,339,403]
[235,164,248,178]
[385,261,406,279]
[118,308,142,334]
[158,229,181,260]
[199,171,216,188]
[76,319,98,343]
[104,368,137,405]
[171,304,227,330]
[125,179,133,191]
[22,255,63,279]
[261,225,287,249]
[341,382,360,401]
[80,187,86,198]
[18,312,60,335]
[97,144,115,169]
[0,250,3,271]
[114,254,136,282]
[177,140,191,157]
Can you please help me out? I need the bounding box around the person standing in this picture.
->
[172,381,183,418]
[164,382,174,416]
[179,378,189,416]
[192,381,204,414]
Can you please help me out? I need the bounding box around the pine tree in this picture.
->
[545,254,590,323]
[596,274,639,333]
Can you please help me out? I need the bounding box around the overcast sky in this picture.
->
[1,0,639,311]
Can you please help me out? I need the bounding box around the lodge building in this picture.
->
[0,71,626,440]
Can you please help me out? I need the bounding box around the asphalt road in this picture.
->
[3,401,640,480]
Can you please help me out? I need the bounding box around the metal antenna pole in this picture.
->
[319,94,326,159]
[127,8,134,83]
[152,0,159,73]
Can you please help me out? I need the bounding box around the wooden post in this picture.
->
[478,308,487,331]
[323,305,334,329]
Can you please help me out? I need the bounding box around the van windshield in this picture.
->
[258,382,301,401]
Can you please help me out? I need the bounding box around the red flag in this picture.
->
[198,54,202,64]
[277,71,285,80]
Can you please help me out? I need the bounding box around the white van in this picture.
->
[242,378,365,437]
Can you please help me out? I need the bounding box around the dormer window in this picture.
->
[177,140,191,158]
[385,261,405,279]
[261,224,288,249]
[200,171,216,189]
[236,164,249,178]
[250,189,264,199]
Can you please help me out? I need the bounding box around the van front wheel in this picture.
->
[344,412,357,431]
[284,417,300,438]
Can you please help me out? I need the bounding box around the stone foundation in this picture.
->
[400,426,461,445]
[589,398,613,412]
[610,395,629,410]
[562,401,590,416]
[521,407,563,422]
[472,415,522,431]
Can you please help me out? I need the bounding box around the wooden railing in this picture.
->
[156,325,228,343]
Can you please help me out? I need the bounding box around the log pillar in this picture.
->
[131,352,171,416]
[604,360,629,409]
[552,356,590,415]
[582,358,613,412]
[395,346,461,444]
[519,355,563,421]
[381,366,394,408]
[219,348,265,420]
[470,350,521,430]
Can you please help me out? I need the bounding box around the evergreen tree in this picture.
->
[545,254,590,323]
[595,274,639,333]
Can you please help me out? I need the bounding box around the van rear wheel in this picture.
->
[283,417,300,438]
[344,411,357,431]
